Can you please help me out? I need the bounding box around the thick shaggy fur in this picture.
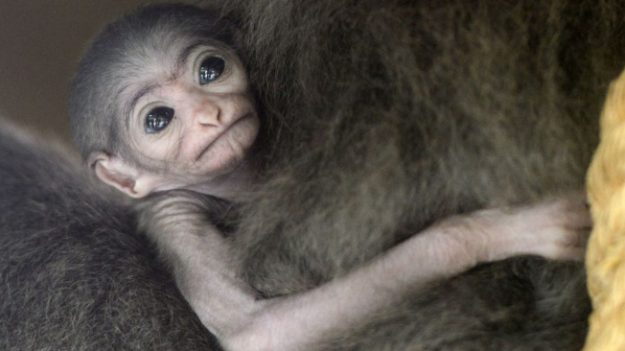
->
[2,0,625,350]
[221,0,625,349]
[0,120,218,350]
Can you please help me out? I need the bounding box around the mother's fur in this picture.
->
[2,0,625,350]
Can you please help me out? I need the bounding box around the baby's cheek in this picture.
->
[132,123,182,163]
[143,139,179,163]
[233,116,260,149]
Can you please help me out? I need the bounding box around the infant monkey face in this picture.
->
[128,44,260,180]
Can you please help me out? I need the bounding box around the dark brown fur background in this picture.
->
[2,0,625,350]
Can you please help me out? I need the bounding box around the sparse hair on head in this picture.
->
[69,3,236,168]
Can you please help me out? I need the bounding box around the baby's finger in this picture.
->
[539,245,586,262]
[558,228,591,248]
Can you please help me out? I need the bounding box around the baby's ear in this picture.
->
[89,152,158,198]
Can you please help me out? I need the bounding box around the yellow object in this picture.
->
[585,68,625,351]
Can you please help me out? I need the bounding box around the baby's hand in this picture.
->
[436,194,591,264]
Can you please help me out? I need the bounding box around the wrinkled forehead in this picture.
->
[118,31,199,95]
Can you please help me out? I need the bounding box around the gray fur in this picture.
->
[226,0,622,348]
[0,119,219,350]
[2,0,625,350]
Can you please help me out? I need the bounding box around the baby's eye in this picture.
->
[198,56,225,85]
[145,106,174,134]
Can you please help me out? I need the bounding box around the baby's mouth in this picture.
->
[194,112,254,162]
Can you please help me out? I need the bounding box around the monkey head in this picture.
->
[69,4,259,199]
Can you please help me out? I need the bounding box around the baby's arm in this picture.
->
[226,194,589,350]
[136,191,263,338]
[139,192,590,351]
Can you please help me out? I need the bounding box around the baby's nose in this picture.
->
[193,98,221,127]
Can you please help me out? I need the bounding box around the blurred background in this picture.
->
[0,1,196,144]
